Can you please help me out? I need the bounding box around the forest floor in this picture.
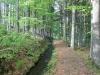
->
[0,40,48,75]
[53,40,96,75]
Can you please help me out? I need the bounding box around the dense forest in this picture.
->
[0,0,100,75]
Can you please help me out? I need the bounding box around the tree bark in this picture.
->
[70,9,75,49]
[0,4,2,23]
[31,11,36,39]
[63,2,67,42]
[90,0,100,67]
[26,3,30,32]
[78,12,82,48]
[16,0,20,32]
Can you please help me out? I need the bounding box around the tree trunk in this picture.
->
[63,2,67,42]
[31,11,36,39]
[8,4,11,30]
[63,14,67,42]
[0,4,2,23]
[78,12,82,48]
[70,9,75,49]
[16,0,20,32]
[90,0,100,67]
[26,4,30,32]
[5,4,9,31]
[82,15,86,46]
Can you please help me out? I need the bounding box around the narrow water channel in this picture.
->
[27,43,54,75]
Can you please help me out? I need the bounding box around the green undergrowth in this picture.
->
[75,48,100,75]
[0,28,49,75]
[43,48,58,75]
[84,58,100,75]
[75,48,83,55]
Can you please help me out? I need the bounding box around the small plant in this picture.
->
[27,50,34,56]
[76,49,83,55]
[0,54,14,60]
[29,56,35,61]
[35,41,41,46]
[16,60,25,69]
[9,70,13,75]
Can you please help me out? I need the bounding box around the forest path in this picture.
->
[53,40,95,75]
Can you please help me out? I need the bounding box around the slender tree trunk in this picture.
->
[70,9,75,49]
[67,11,71,44]
[63,2,67,42]
[16,0,20,32]
[12,5,15,29]
[31,11,36,39]
[0,4,2,23]
[42,15,45,38]
[78,12,82,48]
[83,15,86,46]
[63,14,67,42]
[6,4,9,31]
[3,3,5,24]
[8,4,11,30]
[59,8,63,39]
[26,4,30,32]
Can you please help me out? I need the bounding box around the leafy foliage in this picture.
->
[0,27,48,62]
[0,26,49,74]
[16,60,25,69]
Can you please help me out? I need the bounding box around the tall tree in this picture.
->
[5,3,9,31]
[26,0,30,32]
[16,0,20,32]
[90,0,100,67]
[0,3,2,23]
[70,0,76,49]
[63,1,67,42]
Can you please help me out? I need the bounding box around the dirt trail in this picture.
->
[53,40,95,75]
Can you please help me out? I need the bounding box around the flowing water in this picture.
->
[27,43,54,75]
